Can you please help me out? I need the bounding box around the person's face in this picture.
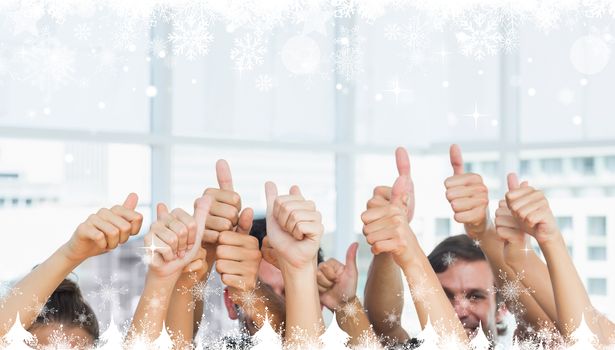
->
[436,259,503,339]
[29,323,94,349]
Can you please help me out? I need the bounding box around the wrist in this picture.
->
[57,243,87,266]
[147,269,181,287]
[537,229,564,251]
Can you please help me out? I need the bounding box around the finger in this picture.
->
[507,173,520,191]
[183,259,204,273]
[167,218,189,256]
[220,274,251,290]
[98,209,132,244]
[373,186,392,201]
[194,195,213,236]
[202,229,220,244]
[496,227,523,242]
[345,242,359,275]
[494,214,519,229]
[320,262,340,281]
[157,203,169,221]
[317,270,334,291]
[367,196,389,209]
[172,208,197,250]
[450,197,488,212]
[390,175,409,207]
[363,208,404,234]
[449,144,465,175]
[209,201,239,227]
[445,185,487,201]
[289,185,302,197]
[516,199,548,221]
[520,181,529,188]
[371,239,399,255]
[395,147,411,177]
[293,221,323,241]
[122,192,139,210]
[286,210,321,237]
[506,186,535,203]
[453,207,485,225]
[236,208,254,235]
[216,159,234,191]
[111,205,143,235]
[444,173,484,188]
[216,259,246,276]
[216,245,261,262]
[83,224,106,250]
[509,191,544,212]
[150,235,175,262]
[498,199,507,209]
[203,188,242,210]
[152,223,179,255]
[265,181,278,217]
[218,231,259,249]
[91,215,120,250]
[364,227,400,246]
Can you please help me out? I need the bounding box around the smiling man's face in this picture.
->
[436,259,502,339]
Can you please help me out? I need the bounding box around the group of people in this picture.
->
[1,144,614,349]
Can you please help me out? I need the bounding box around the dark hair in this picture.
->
[30,278,100,341]
[250,218,325,265]
[428,234,486,273]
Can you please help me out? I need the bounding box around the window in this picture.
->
[557,216,573,235]
[480,161,498,178]
[572,157,595,176]
[540,158,563,175]
[605,156,615,173]
[520,159,532,176]
[587,216,607,237]
[587,278,608,296]
[588,246,607,261]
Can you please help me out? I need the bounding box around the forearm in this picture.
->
[505,240,558,324]
[539,232,598,340]
[400,241,467,342]
[0,244,82,333]
[476,227,554,328]
[279,260,323,345]
[336,296,381,347]
[231,282,285,333]
[364,253,408,341]
[166,276,196,346]
[129,271,179,342]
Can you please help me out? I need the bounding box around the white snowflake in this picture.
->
[18,39,75,91]
[73,23,91,41]
[73,308,93,327]
[401,19,428,51]
[333,26,364,81]
[113,24,138,51]
[409,274,437,308]
[230,32,267,73]
[255,74,273,92]
[384,309,400,328]
[26,296,57,324]
[490,269,533,315]
[177,272,221,312]
[338,299,360,325]
[384,24,402,40]
[169,16,213,60]
[87,275,128,313]
[456,12,503,60]
[442,252,457,266]
[333,0,357,18]
[40,325,88,350]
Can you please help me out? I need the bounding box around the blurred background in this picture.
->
[0,0,614,338]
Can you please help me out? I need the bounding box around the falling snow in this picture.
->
[230,32,268,73]
[169,16,214,60]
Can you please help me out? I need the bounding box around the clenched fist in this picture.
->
[202,160,242,244]
[216,208,262,292]
[61,193,143,262]
[317,243,359,311]
[504,173,558,244]
[444,144,490,238]
[264,182,324,270]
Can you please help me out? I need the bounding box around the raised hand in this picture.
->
[361,175,417,268]
[444,144,490,238]
[317,243,359,311]
[216,208,262,292]
[144,196,212,278]
[495,174,527,246]
[366,147,414,220]
[202,159,242,244]
[61,193,143,262]
[264,182,324,270]
[504,172,558,244]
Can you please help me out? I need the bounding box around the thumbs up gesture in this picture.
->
[504,173,558,244]
[215,207,262,293]
[366,147,415,221]
[360,170,418,268]
[61,193,144,262]
[264,182,324,270]
[144,195,212,278]
[317,243,359,311]
[444,144,491,238]
[202,160,242,244]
